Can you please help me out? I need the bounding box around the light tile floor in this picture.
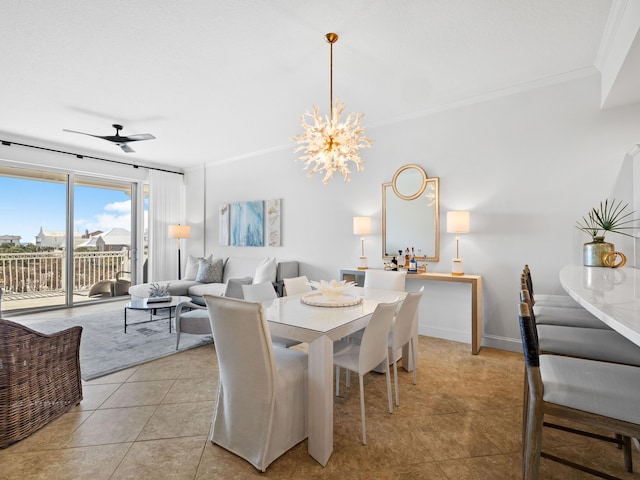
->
[2,304,639,479]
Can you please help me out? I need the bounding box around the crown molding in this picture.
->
[369,67,599,128]
[208,67,601,167]
[627,144,640,159]
[595,0,629,72]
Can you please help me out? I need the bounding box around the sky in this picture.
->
[0,175,138,244]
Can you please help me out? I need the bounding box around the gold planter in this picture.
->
[583,236,614,267]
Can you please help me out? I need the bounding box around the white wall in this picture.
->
[185,73,640,352]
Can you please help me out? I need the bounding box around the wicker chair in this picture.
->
[0,319,83,448]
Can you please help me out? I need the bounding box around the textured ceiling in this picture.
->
[0,0,616,171]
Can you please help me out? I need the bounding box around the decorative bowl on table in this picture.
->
[302,280,362,307]
[307,279,355,297]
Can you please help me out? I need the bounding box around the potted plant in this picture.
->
[576,199,637,267]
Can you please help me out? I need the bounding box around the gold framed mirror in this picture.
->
[382,164,440,261]
[392,164,428,200]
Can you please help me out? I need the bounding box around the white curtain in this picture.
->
[148,170,185,281]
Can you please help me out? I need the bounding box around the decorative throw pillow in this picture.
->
[253,256,277,284]
[195,258,224,283]
[184,254,213,280]
[224,276,254,299]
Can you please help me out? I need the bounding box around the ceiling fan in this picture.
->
[63,124,156,153]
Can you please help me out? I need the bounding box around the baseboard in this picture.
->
[482,334,522,353]
[419,326,523,353]
[419,325,470,345]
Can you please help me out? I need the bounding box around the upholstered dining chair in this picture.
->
[175,300,211,350]
[203,295,308,472]
[242,282,301,348]
[333,301,398,445]
[283,275,311,296]
[363,270,407,291]
[388,286,423,406]
[518,302,640,479]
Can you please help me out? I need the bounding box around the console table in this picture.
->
[340,268,483,354]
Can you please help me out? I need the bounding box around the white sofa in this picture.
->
[128,256,299,305]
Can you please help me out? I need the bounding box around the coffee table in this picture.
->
[124,296,191,333]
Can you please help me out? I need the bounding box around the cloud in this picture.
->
[77,200,132,232]
[105,200,131,213]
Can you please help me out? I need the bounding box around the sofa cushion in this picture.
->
[224,276,254,299]
[187,282,227,299]
[253,256,277,284]
[195,258,224,283]
[129,280,199,299]
[184,254,213,280]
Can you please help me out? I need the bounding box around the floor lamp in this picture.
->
[168,224,190,280]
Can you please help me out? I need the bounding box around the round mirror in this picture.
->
[392,164,428,200]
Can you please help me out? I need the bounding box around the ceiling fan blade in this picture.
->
[63,125,154,153]
[124,133,156,141]
[120,143,135,153]
[62,128,102,139]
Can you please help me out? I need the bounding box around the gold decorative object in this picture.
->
[292,33,373,184]
[603,251,626,268]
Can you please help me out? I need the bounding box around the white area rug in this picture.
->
[25,308,213,381]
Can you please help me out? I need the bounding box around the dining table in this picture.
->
[262,286,407,467]
[559,264,640,347]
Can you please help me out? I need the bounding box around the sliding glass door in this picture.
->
[0,165,68,311]
[73,177,133,305]
[0,164,141,313]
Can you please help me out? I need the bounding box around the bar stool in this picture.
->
[523,265,581,309]
[519,302,640,479]
[520,289,640,366]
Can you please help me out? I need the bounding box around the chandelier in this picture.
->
[292,33,373,185]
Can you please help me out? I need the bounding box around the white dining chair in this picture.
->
[388,286,423,406]
[363,270,407,291]
[283,275,311,296]
[242,282,301,348]
[333,301,398,445]
[347,270,407,373]
[242,281,278,302]
[203,294,308,472]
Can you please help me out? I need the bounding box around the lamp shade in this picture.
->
[168,224,191,239]
[446,211,470,234]
[353,216,372,235]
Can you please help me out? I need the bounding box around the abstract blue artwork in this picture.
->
[230,201,264,246]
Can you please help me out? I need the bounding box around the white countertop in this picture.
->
[559,265,640,346]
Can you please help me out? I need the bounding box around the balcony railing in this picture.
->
[0,250,130,304]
